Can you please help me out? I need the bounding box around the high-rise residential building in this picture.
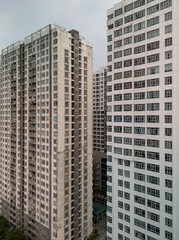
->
[107,0,179,239]
[93,67,107,195]
[0,24,93,240]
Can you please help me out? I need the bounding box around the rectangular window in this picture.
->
[114,29,122,38]
[165,102,172,110]
[165,24,172,34]
[165,63,172,72]
[147,41,159,51]
[147,29,159,39]
[134,10,145,20]
[160,0,172,10]
[134,127,145,134]
[114,50,122,59]
[134,57,145,66]
[147,127,159,135]
[147,78,159,87]
[147,66,159,75]
[147,16,159,27]
[134,138,145,146]
[114,72,122,80]
[147,4,159,15]
[147,103,159,111]
[114,40,122,48]
[165,51,172,59]
[124,36,132,45]
[124,25,132,34]
[124,70,132,78]
[147,91,159,99]
[147,53,159,63]
[134,33,145,43]
[115,7,123,17]
[134,45,145,54]
[124,93,132,100]
[134,92,145,100]
[165,37,172,46]
[134,80,145,89]
[125,14,133,24]
[147,115,159,123]
[115,18,123,27]
[165,12,172,21]
[125,3,133,13]
[124,48,132,56]
[165,89,172,98]
[134,22,145,32]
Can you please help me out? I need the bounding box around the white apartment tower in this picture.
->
[93,67,107,194]
[0,24,93,240]
[107,0,179,240]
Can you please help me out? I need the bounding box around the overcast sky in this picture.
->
[0,0,120,71]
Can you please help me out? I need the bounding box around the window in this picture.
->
[147,199,160,210]
[124,104,132,111]
[160,0,172,10]
[108,35,112,42]
[134,127,145,134]
[134,33,145,43]
[134,138,145,146]
[147,151,160,160]
[125,14,133,24]
[115,18,123,27]
[114,72,122,80]
[165,231,173,240]
[165,166,172,175]
[147,187,160,197]
[125,3,133,13]
[147,41,159,51]
[165,115,172,123]
[165,37,172,46]
[134,173,145,181]
[147,103,159,111]
[147,66,159,75]
[115,7,123,17]
[124,59,132,67]
[114,40,122,48]
[147,54,159,63]
[134,150,145,158]
[147,91,159,99]
[147,115,159,123]
[124,48,132,56]
[147,16,159,27]
[124,93,132,100]
[114,115,122,122]
[134,69,145,77]
[124,70,132,78]
[147,128,159,135]
[134,45,145,54]
[114,50,122,59]
[134,161,145,169]
[147,29,159,39]
[134,92,145,100]
[124,25,132,34]
[147,224,160,235]
[147,139,159,148]
[165,51,172,59]
[147,4,159,15]
[114,94,122,101]
[134,57,145,66]
[147,176,160,185]
[124,37,132,45]
[165,64,172,72]
[135,207,145,217]
[114,105,122,111]
[134,80,145,88]
[134,104,145,111]
[107,14,113,20]
[147,78,159,87]
[114,29,122,37]
[134,22,145,33]
[114,61,122,69]
[124,82,132,90]
[147,211,160,222]
[165,24,172,34]
[134,10,145,20]
[165,141,172,149]
[165,102,172,110]
[165,89,172,98]
[165,192,173,201]
[147,163,159,172]
[165,12,172,21]
[107,45,112,52]
[134,0,145,8]
[134,219,146,229]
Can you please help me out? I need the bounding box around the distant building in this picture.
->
[107,0,179,239]
[93,67,107,195]
[0,24,93,240]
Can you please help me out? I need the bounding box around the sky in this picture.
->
[0,0,120,71]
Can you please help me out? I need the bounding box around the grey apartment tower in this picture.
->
[0,24,93,240]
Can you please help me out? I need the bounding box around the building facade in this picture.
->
[93,67,107,195]
[0,24,93,240]
[107,0,179,239]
